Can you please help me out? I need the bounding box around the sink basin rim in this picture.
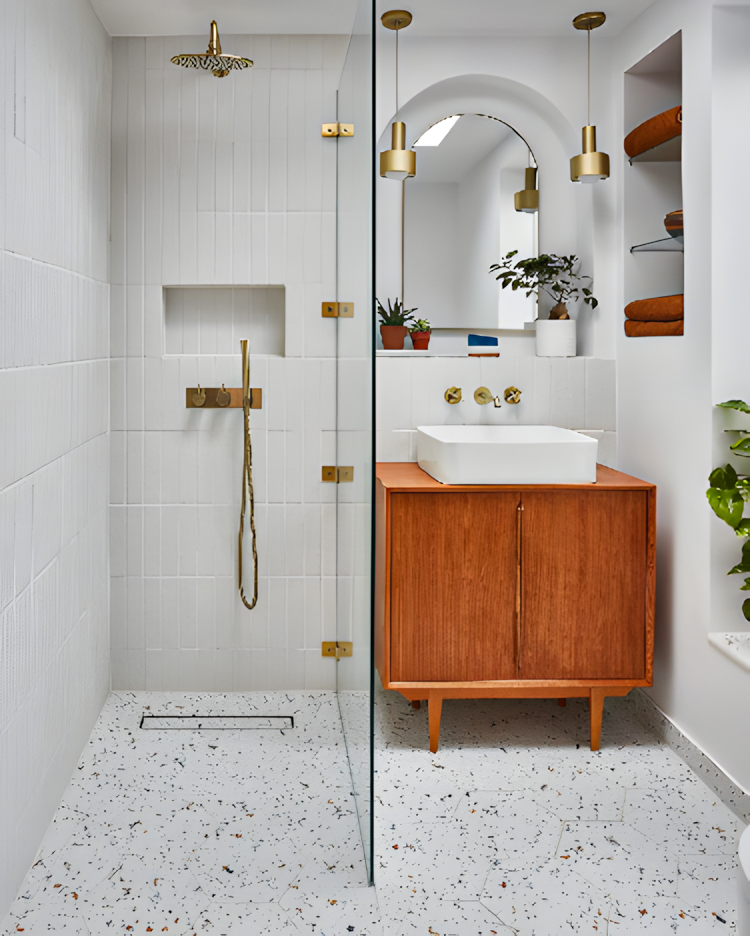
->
[416,424,598,485]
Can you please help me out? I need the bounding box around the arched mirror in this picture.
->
[405,114,538,330]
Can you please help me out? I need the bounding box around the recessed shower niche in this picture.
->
[164,286,286,355]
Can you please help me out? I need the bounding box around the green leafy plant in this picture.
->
[376,298,417,327]
[409,318,431,333]
[707,399,750,620]
[489,251,598,319]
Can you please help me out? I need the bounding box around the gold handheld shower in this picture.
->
[239,340,259,609]
[170,21,253,78]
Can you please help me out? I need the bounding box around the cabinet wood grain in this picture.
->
[391,492,519,681]
[375,463,656,753]
[519,490,648,680]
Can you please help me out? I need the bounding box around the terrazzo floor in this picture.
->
[3,689,746,935]
[373,690,745,934]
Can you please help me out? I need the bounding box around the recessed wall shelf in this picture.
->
[630,236,683,254]
[628,135,681,164]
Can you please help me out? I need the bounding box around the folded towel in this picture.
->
[625,294,683,322]
[625,320,684,337]
[624,105,682,159]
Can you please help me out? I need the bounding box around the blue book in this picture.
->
[468,334,498,347]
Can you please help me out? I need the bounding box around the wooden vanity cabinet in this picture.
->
[375,463,656,753]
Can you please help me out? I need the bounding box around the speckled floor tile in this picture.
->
[374,692,745,934]
[480,860,611,933]
[387,898,513,935]
[556,819,680,900]
[5,688,747,935]
[623,788,743,855]
[2,691,370,936]
[280,883,381,934]
[192,901,299,933]
[677,854,738,923]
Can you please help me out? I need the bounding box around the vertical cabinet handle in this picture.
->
[516,501,524,674]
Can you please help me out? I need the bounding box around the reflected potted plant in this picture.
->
[376,298,416,350]
[489,251,598,357]
[409,318,431,350]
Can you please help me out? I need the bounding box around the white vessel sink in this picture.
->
[416,425,598,485]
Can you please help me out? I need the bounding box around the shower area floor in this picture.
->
[2,691,377,935]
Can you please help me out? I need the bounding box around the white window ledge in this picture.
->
[708,632,750,672]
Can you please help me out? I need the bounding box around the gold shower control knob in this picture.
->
[504,386,522,404]
[444,387,462,404]
[474,387,493,405]
[192,386,207,407]
[216,384,231,407]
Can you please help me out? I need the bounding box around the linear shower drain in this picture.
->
[139,715,294,730]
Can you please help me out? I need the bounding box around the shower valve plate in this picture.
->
[185,387,263,408]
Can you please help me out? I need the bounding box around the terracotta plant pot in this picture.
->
[410,330,431,350]
[380,324,408,350]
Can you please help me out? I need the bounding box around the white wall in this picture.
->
[0,0,111,917]
[110,35,356,691]
[613,0,750,793]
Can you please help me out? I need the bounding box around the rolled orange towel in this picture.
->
[625,320,684,337]
[624,105,682,159]
[625,294,683,322]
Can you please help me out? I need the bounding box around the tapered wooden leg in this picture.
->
[428,695,443,754]
[589,688,606,751]
[411,700,421,710]
[558,698,567,707]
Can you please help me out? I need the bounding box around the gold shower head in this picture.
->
[170,21,253,78]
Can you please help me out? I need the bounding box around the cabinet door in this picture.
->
[390,492,519,681]
[519,490,648,680]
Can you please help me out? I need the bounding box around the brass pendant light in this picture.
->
[514,166,539,213]
[570,12,609,183]
[380,11,416,180]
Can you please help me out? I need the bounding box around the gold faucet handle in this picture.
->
[444,387,462,405]
[504,386,522,404]
[474,387,494,405]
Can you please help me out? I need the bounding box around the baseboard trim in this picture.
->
[630,688,750,824]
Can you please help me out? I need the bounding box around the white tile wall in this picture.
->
[375,356,618,467]
[0,0,111,920]
[112,35,351,693]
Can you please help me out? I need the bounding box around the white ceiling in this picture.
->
[90,0,659,38]
[88,0,359,37]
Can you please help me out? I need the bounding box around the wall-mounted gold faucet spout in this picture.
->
[239,340,259,610]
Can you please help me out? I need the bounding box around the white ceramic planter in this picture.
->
[535,319,577,357]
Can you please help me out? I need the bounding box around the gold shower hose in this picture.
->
[239,339,259,609]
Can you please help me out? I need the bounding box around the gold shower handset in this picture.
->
[239,340,259,610]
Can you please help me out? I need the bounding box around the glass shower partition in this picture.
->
[334,0,375,882]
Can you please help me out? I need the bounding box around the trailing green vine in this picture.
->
[707,399,750,620]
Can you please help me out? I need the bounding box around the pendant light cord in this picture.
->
[396,27,399,113]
